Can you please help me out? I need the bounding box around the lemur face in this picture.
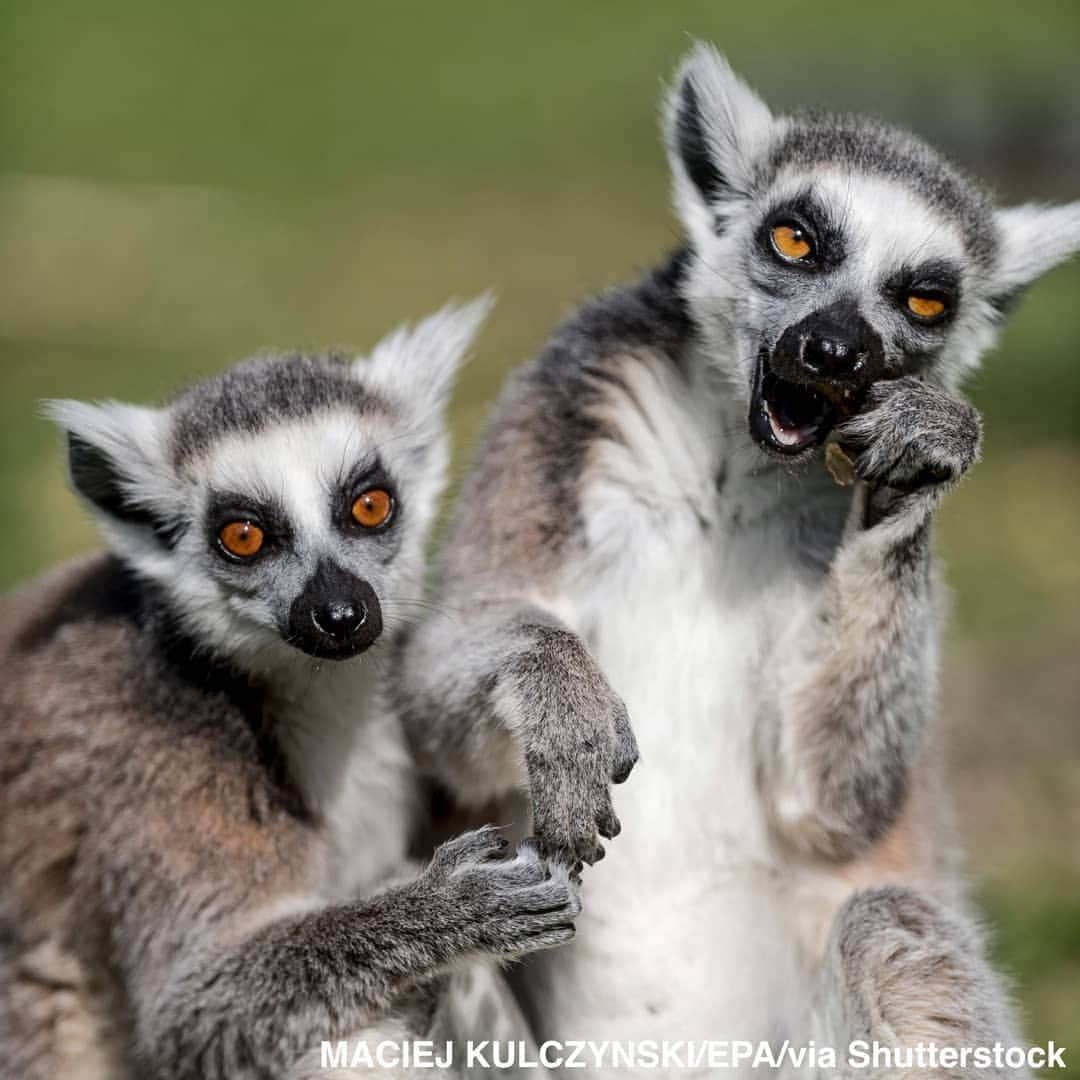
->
[48,299,490,674]
[666,44,1080,459]
[737,165,985,457]
[177,399,410,663]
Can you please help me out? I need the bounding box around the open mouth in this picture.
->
[749,351,839,456]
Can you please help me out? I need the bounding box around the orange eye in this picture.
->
[351,488,393,529]
[906,293,947,320]
[218,521,264,559]
[771,223,813,261]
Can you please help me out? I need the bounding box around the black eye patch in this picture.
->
[334,457,401,536]
[204,491,293,555]
[883,259,961,327]
[756,191,847,273]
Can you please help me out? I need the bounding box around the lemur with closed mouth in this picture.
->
[398,46,1080,1075]
[0,301,582,1080]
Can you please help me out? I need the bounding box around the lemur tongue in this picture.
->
[766,405,810,447]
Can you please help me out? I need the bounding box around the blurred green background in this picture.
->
[2,0,1078,1054]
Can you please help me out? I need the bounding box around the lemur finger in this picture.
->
[519,835,567,870]
[553,823,605,865]
[509,925,576,954]
[472,918,576,959]
[836,414,903,485]
[505,880,580,918]
[471,877,580,955]
[485,845,550,888]
[454,864,549,905]
[834,407,882,454]
[431,825,509,875]
[597,801,622,840]
[501,878,581,928]
[610,704,639,784]
[533,829,601,868]
[501,909,579,940]
[580,838,606,865]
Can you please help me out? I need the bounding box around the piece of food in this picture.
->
[825,441,857,487]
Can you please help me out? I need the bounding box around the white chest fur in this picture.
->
[518,355,851,1061]
[267,660,416,902]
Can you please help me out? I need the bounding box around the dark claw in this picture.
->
[582,841,606,865]
[598,809,621,839]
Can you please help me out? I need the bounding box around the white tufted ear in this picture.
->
[993,201,1080,307]
[359,294,493,420]
[663,43,776,237]
[43,398,177,541]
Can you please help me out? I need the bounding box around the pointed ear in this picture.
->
[664,43,775,231]
[43,399,177,541]
[993,201,1080,308]
[358,294,493,419]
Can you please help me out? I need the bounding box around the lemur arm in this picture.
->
[760,377,980,861]
[397,596,638,865]
[87,762,576,1080]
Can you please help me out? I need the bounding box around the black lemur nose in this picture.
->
[801,329,858,378]
[313,599,367,641]
[289,558,383,658]
[778,298,884,387]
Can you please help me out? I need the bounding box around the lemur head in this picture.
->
[665,43,1080,457]
[46,298,490,674]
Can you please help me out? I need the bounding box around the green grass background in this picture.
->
[1,0,1078,1054]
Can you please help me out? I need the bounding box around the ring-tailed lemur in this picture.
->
[397,47,1080,1076]
[0,300,581,1080]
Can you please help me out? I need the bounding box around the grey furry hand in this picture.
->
[521,674,638,867]
[421,827,581,958]
[838,377,981,512]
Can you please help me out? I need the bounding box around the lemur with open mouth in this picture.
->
[0,301,581,1080]
[397,46,1080,1076]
